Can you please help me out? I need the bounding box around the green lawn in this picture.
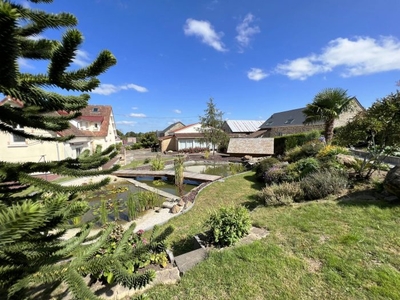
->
[145,171,400,300]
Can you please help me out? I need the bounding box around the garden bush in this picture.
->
[257,182,304,206]
[255,157,280,179]
[317,145,350,159]
[300,169,348,200]
[292,157,320,178]
[274,130,321,154]
[264,164,289,185]
[284,140,325,162]
[150,154,165,170]
[205,205,251,247]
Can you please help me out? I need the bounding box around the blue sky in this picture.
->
[17,0,400,133]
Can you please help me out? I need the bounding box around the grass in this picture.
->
[144,171,400,300]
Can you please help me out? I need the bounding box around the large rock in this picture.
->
[170,204,181,214]
[383,166,400,199]
[336,154,357,168]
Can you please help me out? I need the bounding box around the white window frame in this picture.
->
[9,125,27,146]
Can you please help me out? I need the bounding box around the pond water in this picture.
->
[134,176,199,195]
[77,162,244,227]
[79,182,153,226]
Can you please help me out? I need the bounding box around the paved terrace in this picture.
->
[112,169,222,182]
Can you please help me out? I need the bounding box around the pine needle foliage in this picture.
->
[0,1,165,299]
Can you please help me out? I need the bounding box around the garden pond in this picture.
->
[78,162,245,227]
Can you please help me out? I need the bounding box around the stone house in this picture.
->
[252,98,364,138]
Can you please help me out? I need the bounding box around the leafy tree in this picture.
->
[199,98,228,155]
[116,129,125,138]
[303,88,354,144]
[139,131,158,149]
[335,91,400,148]
[335,91,400,178]
[0,1,165,298]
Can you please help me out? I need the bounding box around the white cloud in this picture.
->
[174,109,181,114]
[92,83,148,95]
[21,1,30,8]
[73,49,90,67]
[18,58,34,69]
[236,13,260,51]
[121,84,148,93]
[184,18,227,52]
[132,106,139,110]
[247,68,268,81]
[276,36,400,80]
[129,113,146,118]
[116,121,136,125]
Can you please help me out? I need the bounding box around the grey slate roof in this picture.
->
[224,120,264,132]
[227,138,274,155]
[260,107,323,129]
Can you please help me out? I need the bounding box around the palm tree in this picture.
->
[303,88,354,144]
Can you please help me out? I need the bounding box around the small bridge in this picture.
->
[112,170,222,182]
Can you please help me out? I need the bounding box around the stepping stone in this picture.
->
[174,248,207,275]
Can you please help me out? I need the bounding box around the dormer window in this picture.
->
[284,118,294,124]
[92,107,99,112]
[264,121,273,126]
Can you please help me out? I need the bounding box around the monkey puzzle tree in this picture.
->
[0,1,171,299]
[303,88,354,144]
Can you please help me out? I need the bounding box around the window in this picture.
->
[76,147,82,157]
[284,118,294,124]
[12,125,26,144]
[94,123,98,129]
[264,121,273,126]
[92,107,99,112]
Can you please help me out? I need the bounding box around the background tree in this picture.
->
[199,98,228,155]
[0,1,163,298]
[139,131,158,149]
[335,91,400,147]
[303,88,354,144]
[334,91,400,178]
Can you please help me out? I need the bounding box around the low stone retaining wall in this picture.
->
[350,149,400,166]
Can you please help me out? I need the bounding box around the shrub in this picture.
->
[255,157,280,179]
[205,205,251,247]
[317,145,350,159]
[274,130,321,154]
[292,157,320,178]
[150,154,165,170]
[130,142,142,150]
[257,182,304,206]
[300,169,348,200]
[264,164,288,185]
[229,162,246,175]
[285,140,325,162]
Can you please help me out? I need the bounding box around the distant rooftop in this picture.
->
[224,120,264,132]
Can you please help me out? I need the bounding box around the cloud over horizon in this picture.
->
[73,50,91,67]
[236,13,260,51]
[129,113,146,118]
[92,83,148,95]
[276,36,400,80]
[184,18,227,52]
[247,68,268,81]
